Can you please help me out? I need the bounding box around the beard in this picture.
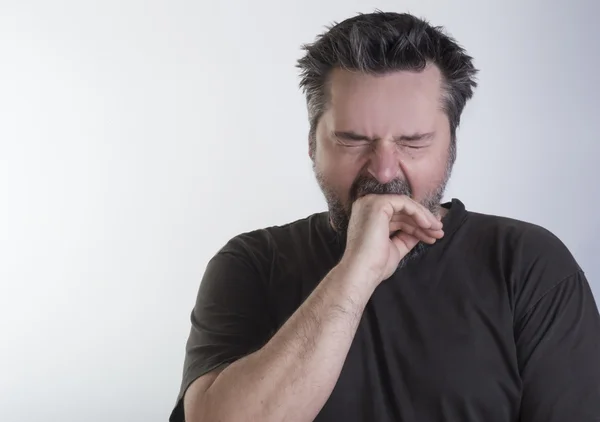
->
[314,152,454,269]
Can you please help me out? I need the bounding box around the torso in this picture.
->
[255,199,578,422]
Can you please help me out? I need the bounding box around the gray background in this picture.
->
[0,0,598,421]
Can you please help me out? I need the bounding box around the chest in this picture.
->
[316,270,522,422]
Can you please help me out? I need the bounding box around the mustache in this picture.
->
[349,175,412,203]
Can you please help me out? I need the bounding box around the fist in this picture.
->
[341,194,444,285]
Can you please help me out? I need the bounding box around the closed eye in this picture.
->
[333,132,371,147]
[332,130,434,150]
[334,132,371,143]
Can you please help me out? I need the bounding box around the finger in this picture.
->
[389,221,443,239]
[389,215,444,238]
[389,221,441,244]
[390,230,420,255]
[408,198,443,229]
[390,212,442,229]
[391,198,433,229]
[384,195,442,229]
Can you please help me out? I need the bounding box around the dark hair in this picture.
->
[297,11,479,155]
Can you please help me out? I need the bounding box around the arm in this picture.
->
[175,195,442,422]
[185,260,375,422]
[515,270,600,421]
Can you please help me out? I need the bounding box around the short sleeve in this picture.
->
[169,236,275,422]
[515,270,600,421]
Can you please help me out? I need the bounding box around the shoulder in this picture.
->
[204,212,330,293]
[217,212,328,264]
[465,210,579,270]
[463,209,583,311]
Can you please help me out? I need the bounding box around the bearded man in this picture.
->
[170,11,600,422]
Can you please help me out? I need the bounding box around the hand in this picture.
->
[340,194,444,287]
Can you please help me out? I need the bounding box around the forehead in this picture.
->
[325,65,445,133]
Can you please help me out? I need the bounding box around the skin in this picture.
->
[312,64,453,232]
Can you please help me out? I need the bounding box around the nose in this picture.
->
[366,140,401,184]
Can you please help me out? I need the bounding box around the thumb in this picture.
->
[390,230,420,258]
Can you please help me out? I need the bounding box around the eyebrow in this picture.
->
[333,131,435,142]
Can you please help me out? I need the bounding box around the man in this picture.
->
[170,11,600,422]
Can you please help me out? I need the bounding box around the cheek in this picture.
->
[401,148,450,192]
[323,162,360,190]
[315,154,363,198]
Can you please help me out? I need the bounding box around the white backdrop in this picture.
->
[1,1,598,421]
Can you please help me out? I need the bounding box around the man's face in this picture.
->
[312,65,454,235]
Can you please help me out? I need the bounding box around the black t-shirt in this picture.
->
[170,199,600,422]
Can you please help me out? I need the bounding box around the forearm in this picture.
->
[199,262,374,422]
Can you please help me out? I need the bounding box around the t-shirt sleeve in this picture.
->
[169,235,274,422]
[513,228,600,421]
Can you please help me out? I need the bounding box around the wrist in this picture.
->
[332,258,380,298]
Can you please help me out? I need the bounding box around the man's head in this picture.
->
[297,12,478,235]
